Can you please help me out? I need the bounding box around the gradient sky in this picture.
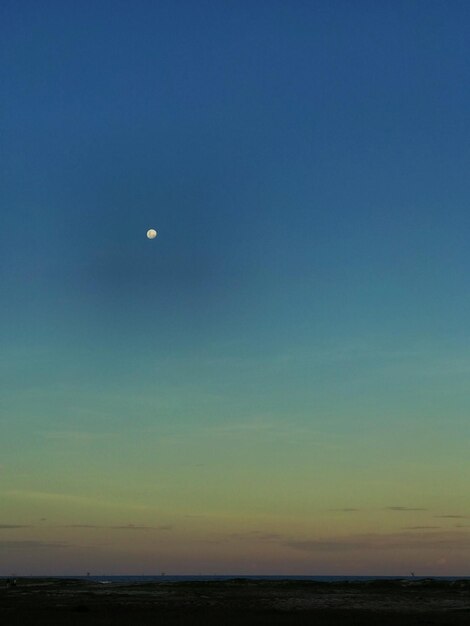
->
[1,0,470,576]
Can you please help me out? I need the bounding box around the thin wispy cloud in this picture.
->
[285,530,470,553]
[386,507,427,512]
[65,524,98,529]
[402,526,441,530]
[144,416,344,451]
[112,525,160,530]
[286,539,365,552]
[227,531,283,542]
[330,508,360,512]
[202,420,343,450]
[63,524,172,531]
[3,490,158,513]
[44,431,118,442]
[0,540,69,549]
[0,524,30,529]
[434,515,468,519]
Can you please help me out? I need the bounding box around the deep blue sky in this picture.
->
[3,0,470,350]
[2,1,470,574]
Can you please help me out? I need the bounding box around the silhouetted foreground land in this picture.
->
[2,577,470,625]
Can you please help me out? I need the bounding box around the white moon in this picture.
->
[146,229,157,239]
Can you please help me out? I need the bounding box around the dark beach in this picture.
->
[2,577,470,625]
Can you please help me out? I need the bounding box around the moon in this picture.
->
[146,229,157,239]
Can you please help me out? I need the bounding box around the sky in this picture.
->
[1,0,470,576]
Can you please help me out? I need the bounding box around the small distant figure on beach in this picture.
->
[410,572,415,577]
[6,578,17,588]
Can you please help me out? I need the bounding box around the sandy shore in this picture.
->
[1,577,470,625]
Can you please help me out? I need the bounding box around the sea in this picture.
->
[12,575,467,584]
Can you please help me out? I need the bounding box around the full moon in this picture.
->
[146,229,157,239]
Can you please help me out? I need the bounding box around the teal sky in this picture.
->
[1,0,470,575]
